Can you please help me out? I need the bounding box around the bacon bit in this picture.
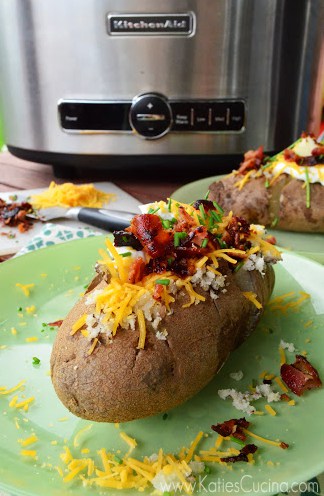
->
[130,214,173,259]
[153,284,164,302]
[265,235,277,245]
[192,199,215,212]
[280,393,291,402]
[0,198,34,232]
[128,258,146,284]
[174,206,197,231]
[220,444,258,463]
[222,216,251,252]
[237,146,264,175]
[283,148,318,166]
[47,320,63,327]
[311,145,324,157]
[280,355,322,396]
[280,442,289,450]
[211,418,249,441]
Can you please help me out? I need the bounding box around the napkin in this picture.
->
[14,222,102,257]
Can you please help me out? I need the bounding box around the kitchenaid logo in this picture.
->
[107,13,195,36]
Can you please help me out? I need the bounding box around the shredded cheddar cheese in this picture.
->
[18,434,38,447]
[242,292,263,309]
[31,181,115,209]
[265,404,277,416]
[16,283,35,297]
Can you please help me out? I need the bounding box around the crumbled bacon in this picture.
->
[128,258,146,284]
[130,214,173,258]
[280,355,322,396]
[220,444,258,463]
[211,417,249,441]
[237,146,264,175]
[113,230,143,250]
[174,206,196,232]
[47,320,63,327]
[0,198,34,232]
[283,148,319,166]
[222,216,251,252]
[153,284,164,302]
[280,393,291,402]
[265,235,277,245]
[312,145,324,157]
[192,199,215,211]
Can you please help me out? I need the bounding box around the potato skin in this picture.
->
[209,174,324,233]
[50,264,274,423]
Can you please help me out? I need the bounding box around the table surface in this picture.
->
[0,151,228,202]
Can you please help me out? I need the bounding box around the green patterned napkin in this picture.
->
[15,222,102,257]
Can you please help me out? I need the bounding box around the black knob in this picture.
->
[129,93,172,139]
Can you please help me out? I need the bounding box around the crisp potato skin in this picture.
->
[51,265,274,423]
[209,174,324,233]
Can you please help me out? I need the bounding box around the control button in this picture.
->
[192,103,209,130]
[228,101,245,130]
[59,101,132,131]
[129,94,172,139]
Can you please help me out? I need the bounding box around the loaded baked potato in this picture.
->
[209,134,324,233]
[51,200,280,423]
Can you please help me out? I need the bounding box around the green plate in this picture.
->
[172,175,324,264]
[1,237,324,496]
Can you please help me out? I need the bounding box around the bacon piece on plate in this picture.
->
[220,444,258,463]
[211,417,249,441]
[280,355,322,396]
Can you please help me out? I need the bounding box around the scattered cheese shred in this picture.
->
[18,433,38,447]
[88,338,99,355]
[0,380,26,396]
[242,291,262,309]
[279,346,286,365]
[25,305,36,314]
[71,314,87,335]
[25,337,38,343]
[120,432,137,451]
[185,431,204,463]
[243,428,285,448]
[265,405,277,416]
[20,449,37,459]
[16,283,35,297]
[31,181,115,209]
[136,310,146,349]
[274,376,288,393]
[11,327,18,336]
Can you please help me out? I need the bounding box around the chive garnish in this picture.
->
[199,204,206,220]
[204,190,210,200]
[174,232,187,247]
[167,198,172,211]
[219,239,227,249]
[163,492,171,496]
[17,307,22,312]
[122,235,128,243]
[167,257,174,266]
[32,357,40,365]
[155,279,170,286]
[211,210,222,222]
[213,201,224,214]
[305,166,311,208]
[148,206,160,214]
[234,261,244,272]
[120,251,132,257]
[201,238,208,248]
[114,456,123,464]
[265,179,270,188]
[230,436,245,446]
[204,466,211,474]
[270,217,279,228]
[162,413,168,420]
[162,219,171,229]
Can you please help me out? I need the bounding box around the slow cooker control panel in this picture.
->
[59,93,245,139]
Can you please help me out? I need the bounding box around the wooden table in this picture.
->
[0,151,223,203]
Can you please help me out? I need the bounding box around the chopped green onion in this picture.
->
[201,238,208,248]
[120,251,132,257]
[155,279,170,286]
[204,466,211,474]
[17,307,22,312]
[162,219,171,229]
[167,198,172,211]
[265,179,270,188]
[148,206,160,214]
[114,456,123,464]
[305,166,311,208]
[163,492,171,496]
[199,204,206,220]
[208,216,215,229]
[251,378,257,388]
[213,201,224,214]
[270,217,279,228]
[32,357,40,365]
[230,436,245,446]
[234,261,244,273]
[218,239,227,249]
[83,284,88,289]
[204,190,210,200]
[174,232,187,247]
[167,257,174,266]
[162,413,168,420]
[197,215,204,225]
[122,235,128,243]
[42,323,47,327]
[211,210,222,222]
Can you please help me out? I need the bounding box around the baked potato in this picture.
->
[209,134,324,233]
[51,200,279,423]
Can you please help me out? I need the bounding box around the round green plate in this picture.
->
[1,237,324,496]
[172,175,324,264]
